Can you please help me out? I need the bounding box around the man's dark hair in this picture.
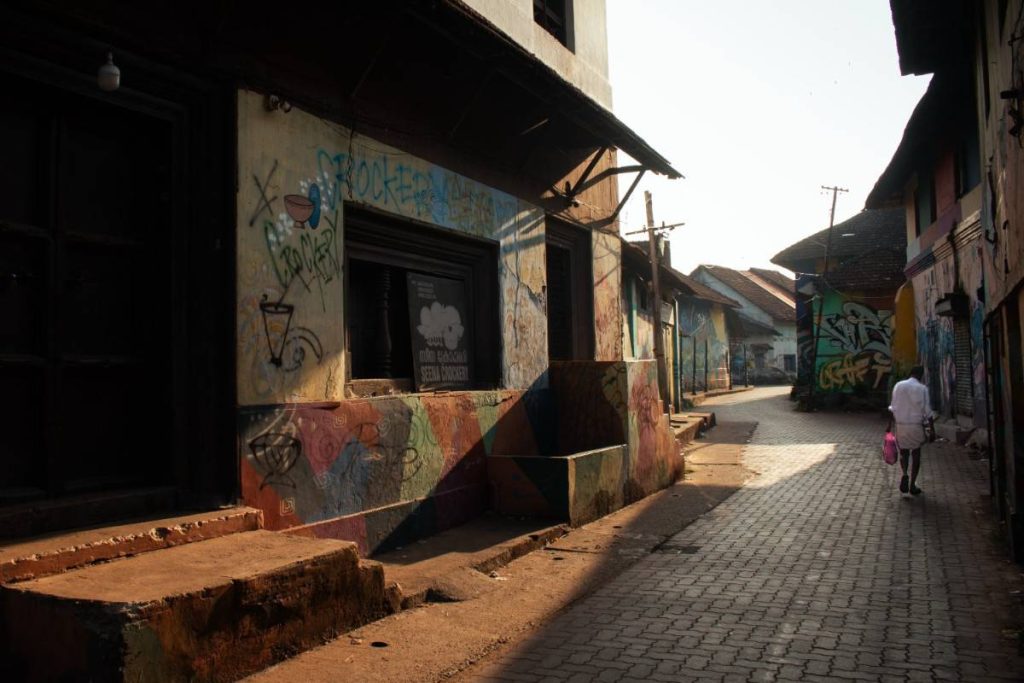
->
[910,365,925,380]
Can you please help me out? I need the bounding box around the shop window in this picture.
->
[534,0,574,49]
[345,207,499,394]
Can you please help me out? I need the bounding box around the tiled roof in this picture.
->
[692,265,796,323]
[770,208,907,291]
[668,267,741,308]
[747,268,794,297]
[621,238,740,308]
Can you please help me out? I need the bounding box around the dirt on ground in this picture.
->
[246,422,756,683]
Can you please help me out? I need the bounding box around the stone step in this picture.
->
[1,530,391,682]
[0,506,263,584]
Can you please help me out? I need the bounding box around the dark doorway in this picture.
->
[0,53,232,536]
[545,218,594,361]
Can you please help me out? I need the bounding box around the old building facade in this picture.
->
[0,1,681,557]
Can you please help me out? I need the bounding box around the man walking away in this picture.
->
[888,366,934,496]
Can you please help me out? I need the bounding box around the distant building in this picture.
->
[620,238,742,406]
[773,209,907,409]
[690,265,797,382]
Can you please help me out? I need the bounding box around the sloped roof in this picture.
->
[725,309,779,338]
[747,268,794,297]
[692,265,796,323]
[770,208,907,291]
[621,238,739,308]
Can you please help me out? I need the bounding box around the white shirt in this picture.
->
[889,377,932,424]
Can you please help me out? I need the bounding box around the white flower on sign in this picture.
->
[417,301,465,350]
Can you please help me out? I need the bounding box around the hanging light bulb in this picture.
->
[97,52,120,92]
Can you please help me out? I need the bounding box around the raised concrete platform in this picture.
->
[670,411,718,445]
[1,530,390,682]
[682,385,753,408]
[373,515,567,609]
[0,507,263,584]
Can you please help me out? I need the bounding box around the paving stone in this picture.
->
[463,388,1024,682]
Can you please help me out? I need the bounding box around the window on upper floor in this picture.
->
[914,170,936,237]
[956,117,982,198]
[534,0,574,50]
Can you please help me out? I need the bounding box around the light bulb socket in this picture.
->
[98,52,120,92]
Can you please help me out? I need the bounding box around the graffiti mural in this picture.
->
[240,390,541,554]
[237,90,548,405]
[678,299,730,392]
[813,294,895,397]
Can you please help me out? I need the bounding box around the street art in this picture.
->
[819,301,894,356]
[239,389,540,554]
[492,360,681,526]
[812,295,895,396]
[236,90,548,404]
[818,352,892,390]
[678,300,730,391]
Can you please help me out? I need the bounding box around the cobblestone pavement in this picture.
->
[467,387,1024,682]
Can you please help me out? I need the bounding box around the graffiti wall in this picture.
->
[677,298,730,392]
[813,292,895,403]
[490,360,681,525]
[240,390,543,554]
[237,89,547,405]
[909,234,987,423]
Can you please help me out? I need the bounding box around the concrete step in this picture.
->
[670,411,717,445]
[1,530,392,682]
[373,516,568,609]
[0,507,263,584]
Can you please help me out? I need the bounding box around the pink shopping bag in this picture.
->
[882,431,899,465]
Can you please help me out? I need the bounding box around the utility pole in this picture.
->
[807,184,848,409]
[625,191,683,414]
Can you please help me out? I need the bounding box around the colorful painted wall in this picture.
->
[908,229,987,424]
[490,360,681,525]
[234,90,642,555]
[812,291,895,405]
[236,89,548,405]
[677,298,730,392]
[240,390,546,555]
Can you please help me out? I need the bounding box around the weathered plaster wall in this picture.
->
[460,0,613,109]
[813,291,895,404]
[490,360,681,525]
[678,299,730,392]
[593,230,623,360]
[909,228,986,423]
[235,90,560,553]
[891,282,917,379]
[240,390,545,555]
[237,89,548,405]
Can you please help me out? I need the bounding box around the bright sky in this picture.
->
[607,0,930,276]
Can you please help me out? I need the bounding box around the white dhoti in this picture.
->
[895,422,927,450]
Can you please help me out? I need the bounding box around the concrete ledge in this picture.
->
[488,445,631,526]
[0,507,263,584]
[1,530,389,682]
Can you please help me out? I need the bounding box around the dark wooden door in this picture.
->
[545,219,594,361]
[0,72,173,507]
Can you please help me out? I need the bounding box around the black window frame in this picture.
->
[533,0,574,50]
[344,205,500,392]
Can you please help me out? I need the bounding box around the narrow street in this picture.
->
[464,387,1024,682]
